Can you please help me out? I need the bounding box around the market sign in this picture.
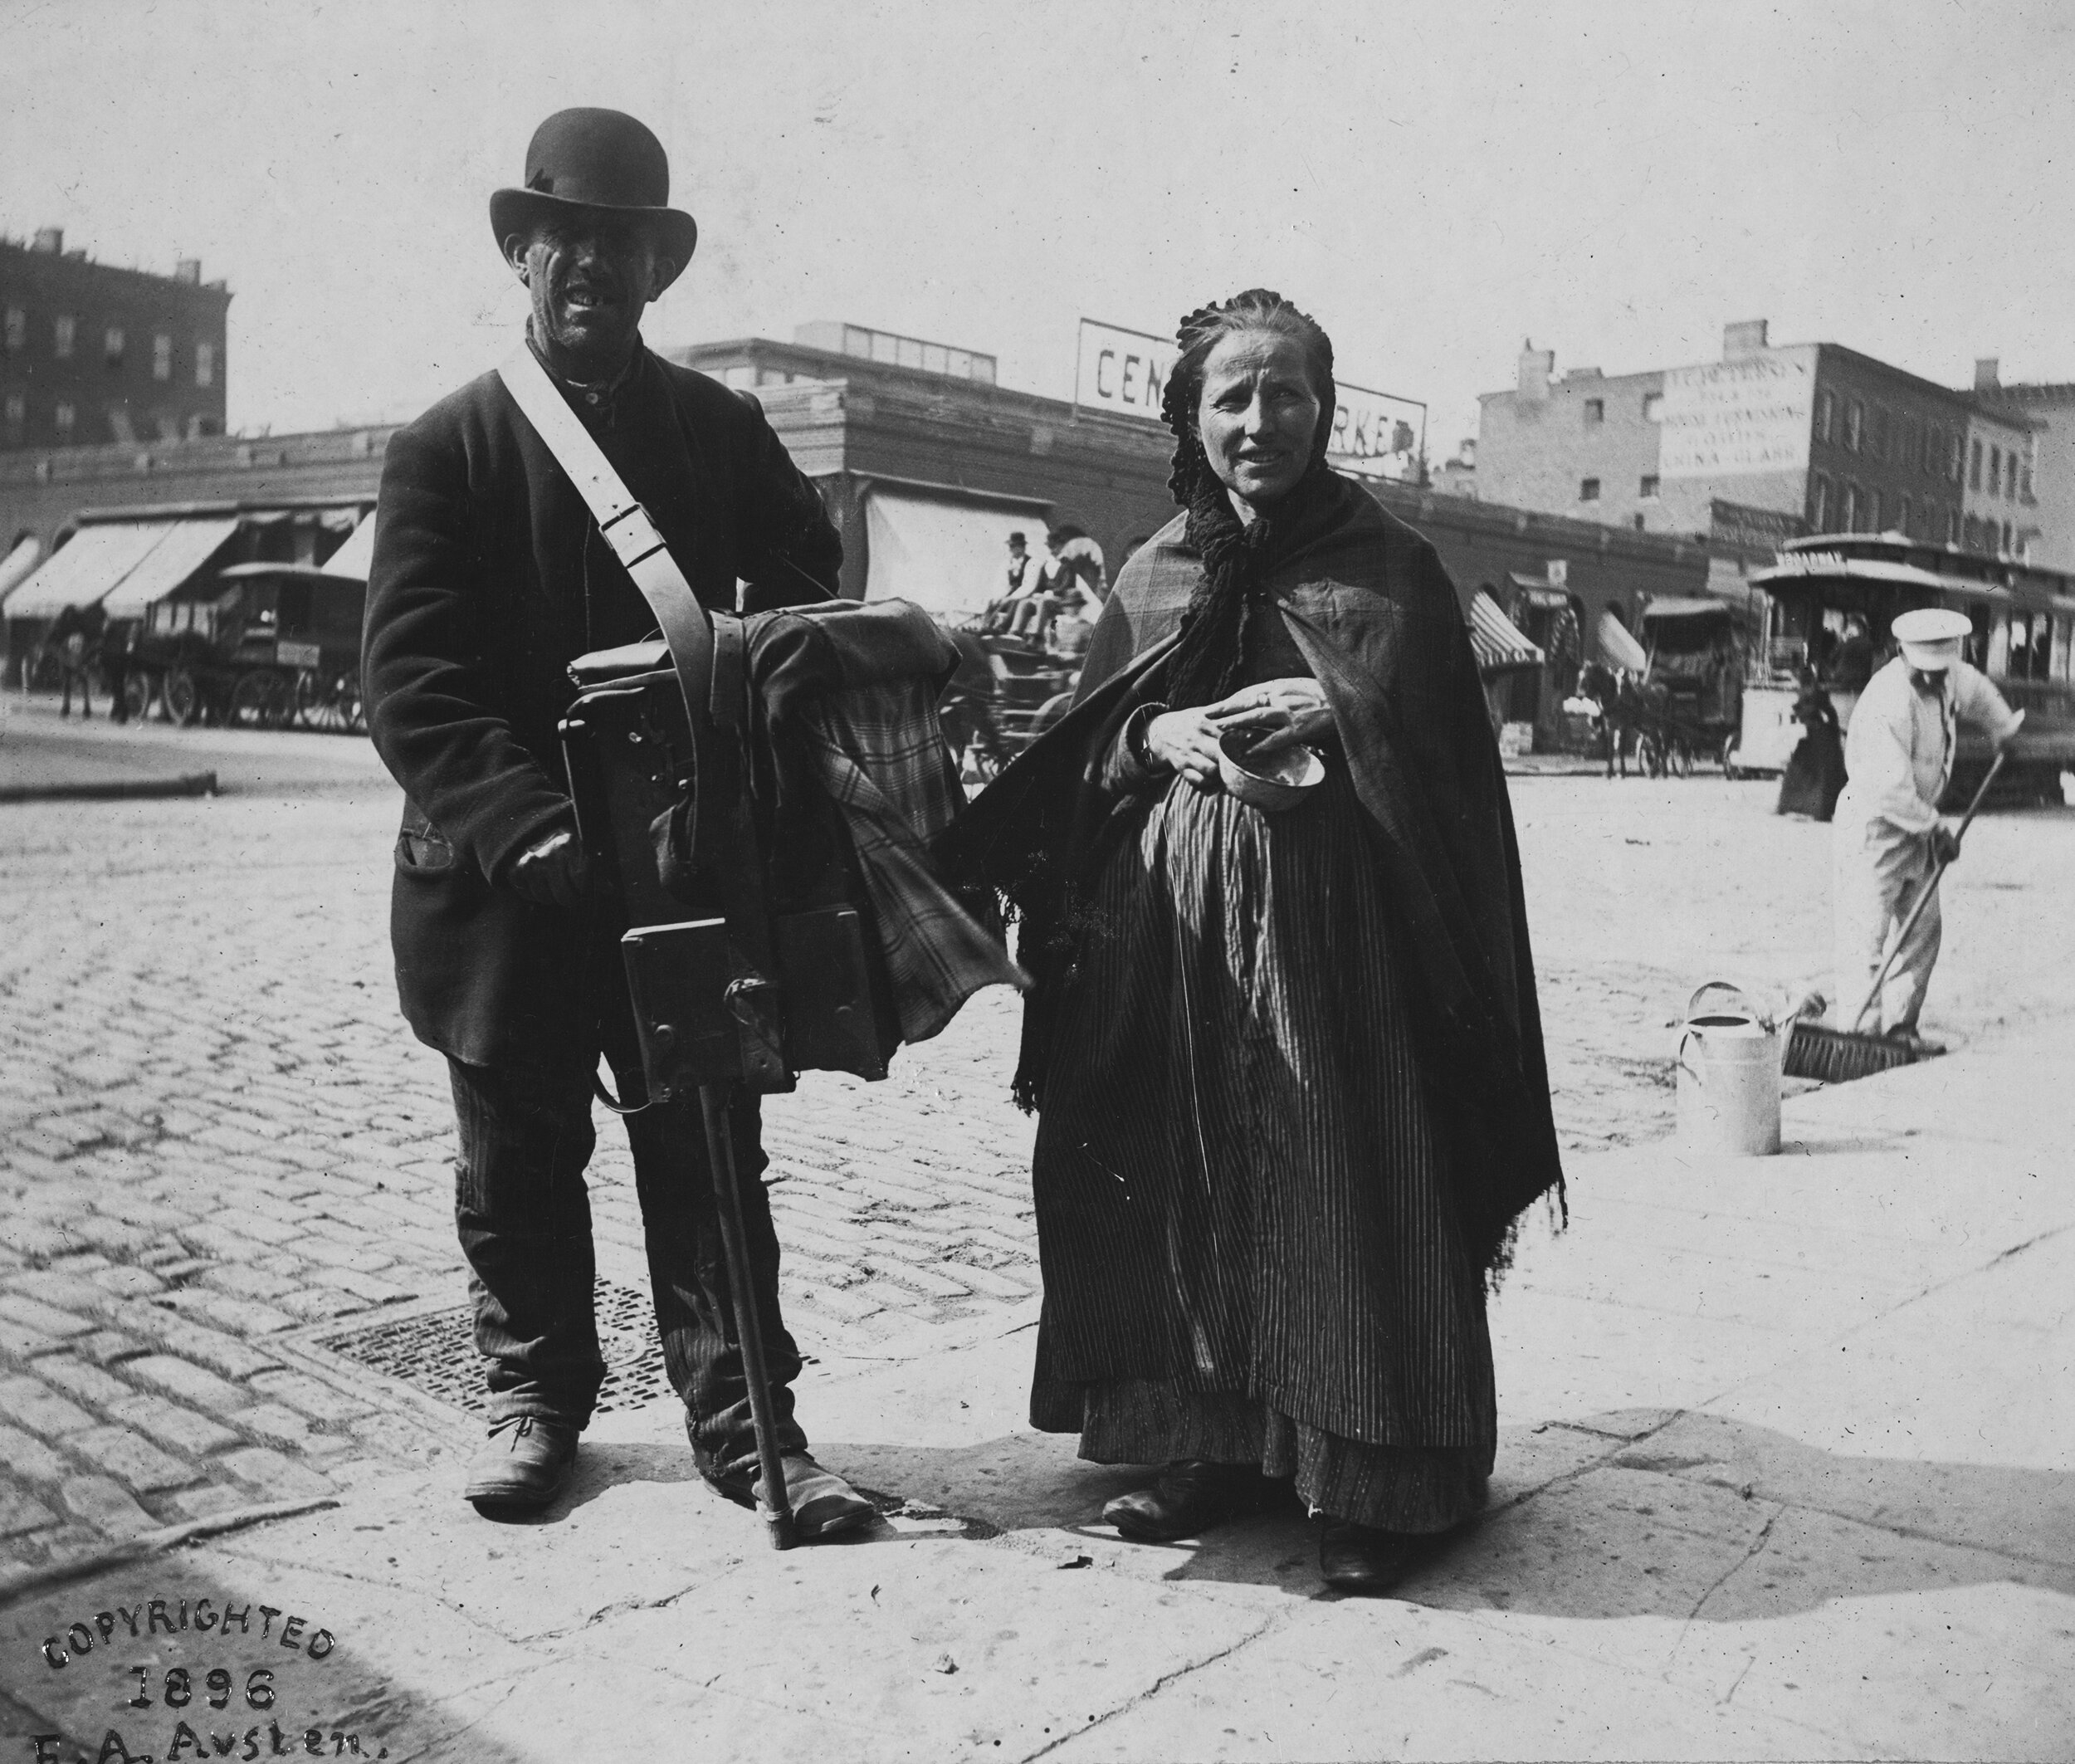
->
[1075,319,1175,420]
[1658,344,1818,480]
[1327,384,1426,483]
[1073,317,1426,481]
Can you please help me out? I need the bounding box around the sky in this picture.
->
[6,0,2073,456]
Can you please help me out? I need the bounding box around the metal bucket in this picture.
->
[1676,982,1781,1156]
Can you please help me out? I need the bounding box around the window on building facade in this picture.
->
[2003,520,2014,554]
[1814,390,1833,443]
[1970,438,1983,489]
[1948,432,1963,481]
[54,315,76,359]
[1643,392,1663,421]
[2021,461,2034,500]
[196,341,215,388]
[3,307,23,352]
[1583,398,1604,425]
[1898,495,1912,535]
[3,391,22,438]
[104,327,124,370]
[1842,482,1861,530]
[1810,475,1832,530]
[54,401,75,437]
[1989,447,2002,496]
[153,335,172,381]
[1579,476,1600,501]
[1638,474,1659,499]
[1844,400,1863,451]
[1869,406,1887,460]
[1947,506,1961,544]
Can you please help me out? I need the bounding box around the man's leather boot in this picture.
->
[465,1415,578,1516]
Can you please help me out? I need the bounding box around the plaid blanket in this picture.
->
[802,677,1026,1043]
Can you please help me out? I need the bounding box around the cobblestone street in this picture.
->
[4,712,2073,1581]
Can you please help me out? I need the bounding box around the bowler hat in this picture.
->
[490,108,698,286]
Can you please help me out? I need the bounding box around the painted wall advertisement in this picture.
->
[1074,318,1427,482]
[1657,345,1817,479]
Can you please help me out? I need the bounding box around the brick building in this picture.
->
[1968,359,2063,569]
[1477,320,2048,570]
[2,228,231,453]
[3,318,1707,746]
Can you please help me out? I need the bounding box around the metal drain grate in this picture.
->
[320,1278,676,1416]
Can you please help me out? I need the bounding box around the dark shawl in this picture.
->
[936,472,1564,1277]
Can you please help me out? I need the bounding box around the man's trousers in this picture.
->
[1832,817,1942,1034]
[447,952,808,1483]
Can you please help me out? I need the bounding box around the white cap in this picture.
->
[1892,606,1970,671]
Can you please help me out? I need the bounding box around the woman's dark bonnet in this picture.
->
[1156,291,1340,708]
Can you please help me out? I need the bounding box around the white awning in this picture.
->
[0,536,42,608]
[1468,589,1545,672]
[862,486,1046,615]
[321,513,376,580]
[4,521,179,619]
[100,518,242,618]
[1596,608,1648,672]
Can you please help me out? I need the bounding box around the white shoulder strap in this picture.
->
[497,344,681,583]
[498,343,723,853]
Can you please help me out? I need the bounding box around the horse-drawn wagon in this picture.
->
[129,562,367,731]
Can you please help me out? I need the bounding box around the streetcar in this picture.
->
[1728,531,2075,804]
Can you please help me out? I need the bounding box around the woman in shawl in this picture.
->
[941,291,1563,1594]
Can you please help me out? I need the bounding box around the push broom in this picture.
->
[1783,747,2008,1084]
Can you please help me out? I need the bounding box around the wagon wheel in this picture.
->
[229,670,290,730]
[164,667,201,726]
[120,673,154,721]
[339,669,366,736]
[293,669,340,732]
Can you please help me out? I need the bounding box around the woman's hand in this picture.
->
[1143,708,1228,791]
[1204,677,1333,754]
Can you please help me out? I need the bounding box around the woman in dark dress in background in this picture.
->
[943,291,1564,1594]
[1776,666,1846,819]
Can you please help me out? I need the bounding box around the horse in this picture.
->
[1574,660,1652,779]
[46,603,107,719]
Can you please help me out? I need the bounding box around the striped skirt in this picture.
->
[1028,760,1494,1532]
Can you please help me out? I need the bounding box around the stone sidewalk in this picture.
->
[3,1014,2068,1761]
[4,733,2073,1588]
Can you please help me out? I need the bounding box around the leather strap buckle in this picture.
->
[598,501,668,572]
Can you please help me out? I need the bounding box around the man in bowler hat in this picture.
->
[363,107,876,1536]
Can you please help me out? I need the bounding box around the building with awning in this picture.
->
[0,535,42,607]
[858,481,1049,615]
[320,511,375,581]
[2,501,371,677]
[1467,589,1544,674]
[3,520,184,620]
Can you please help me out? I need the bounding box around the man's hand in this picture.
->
[1930,824,1963,868]
[1143,708,1229,792]
[1204,677,1334,755]
[508,827,590,909]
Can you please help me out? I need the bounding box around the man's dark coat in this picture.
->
[364,340,841,1068]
